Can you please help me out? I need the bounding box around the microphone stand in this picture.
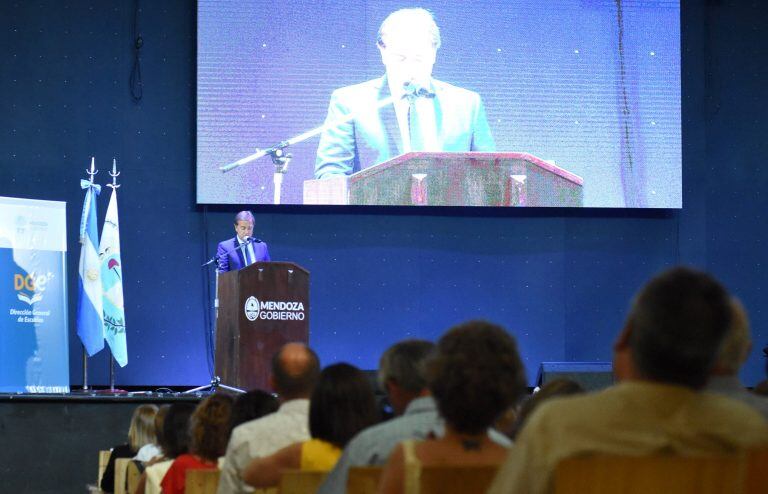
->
[219,90,410,203]
[183,254,245,395]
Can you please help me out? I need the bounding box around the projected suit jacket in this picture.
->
[216,237,270,273]
[314,76,495,179]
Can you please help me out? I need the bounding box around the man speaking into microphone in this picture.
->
[216,211,270,272]
[314,7,496,179]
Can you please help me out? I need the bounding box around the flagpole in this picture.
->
[80,157,98,392]
[82,345,89,391]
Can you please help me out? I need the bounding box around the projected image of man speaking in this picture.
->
[314,8,496,179]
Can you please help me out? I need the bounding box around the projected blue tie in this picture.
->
[408,98,425,151]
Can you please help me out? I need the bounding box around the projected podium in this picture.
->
[215,262,309,391]
[303,152,583,206]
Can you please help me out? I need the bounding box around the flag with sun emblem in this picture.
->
[99,173,127,367]
[76,160,104,356]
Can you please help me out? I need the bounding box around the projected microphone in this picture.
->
[245,236,263,244]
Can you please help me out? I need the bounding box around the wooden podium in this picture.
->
[215,262,309,391]
[303,152,583,206]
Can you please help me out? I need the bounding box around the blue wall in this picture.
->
[1,1,765,387]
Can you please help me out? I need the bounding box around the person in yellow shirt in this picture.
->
[241,363,380,487]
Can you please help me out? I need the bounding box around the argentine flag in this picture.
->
[76,175,104,356]
[99,186,127,367]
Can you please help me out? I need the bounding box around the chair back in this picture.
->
[97,450,111,486]
[419,465,499,494]
[185,468,220,494]
[554,454,742,494]
[347,466,383,494]
[114,458,133,494]
[279,469,328,494]
[126,460,142,494]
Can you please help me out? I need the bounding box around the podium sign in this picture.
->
[304,152,583,207]
[0,196,69,393]
[215,262,309,391]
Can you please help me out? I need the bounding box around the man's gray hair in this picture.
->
[378,339,435,392]
[234,210,255,225]
[377,8,441,50]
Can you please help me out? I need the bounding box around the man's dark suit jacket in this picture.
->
[314,76,496,179]
[216,237,270,272]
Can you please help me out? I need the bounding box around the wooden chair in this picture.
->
[185,468,220,494]
[744,448,768,494]
[97,450,111,487]
[419,465,500,494]
[126,460,142,494]
[553,454,743,494]
[114,458,132,494]
[279,469,328,494]
[347,466,383,494]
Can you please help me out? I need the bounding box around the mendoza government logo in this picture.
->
[244,296,305,322]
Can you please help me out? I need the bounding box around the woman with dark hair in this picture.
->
[135,402,196,494]
[378,320,528,494]
[161,393,234,494]
[230,389,280,430]
[242,363,380,488]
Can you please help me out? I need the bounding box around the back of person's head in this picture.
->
[509,378,585,439]
[713,297,752,375]
[309,363,379,448]
[190,393,234,462]
[161,402,196,459]
[627,266,732,389]
[230,389,280,431]
[428,320,527,435]
[153,404,171,451]
[128,404,159,452]
[377,339,435,393]
[271,342,320,400]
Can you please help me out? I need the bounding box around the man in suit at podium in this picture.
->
[216,211,270,272]
[314,8,495,179]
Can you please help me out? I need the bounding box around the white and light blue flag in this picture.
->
[76,174,104,356]
[99,185,127,366]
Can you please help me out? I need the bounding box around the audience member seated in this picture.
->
[135,402,196,494]
[318,340,435,493]
[100,404,158,493]
[218,342,321,494]
[705,297,768,418]
[488,266,768,494]
[135,404,170,463]
[161,393,234,494]
[507,378,584,439]
[229,389,280,431]
[241,362,380,488]
[377,320,528,494]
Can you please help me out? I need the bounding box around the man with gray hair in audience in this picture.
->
[489,267,768,494]
[318,338,510,493]
[706,297,768,419]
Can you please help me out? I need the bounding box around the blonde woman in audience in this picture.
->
[161,394,234,494]
[241,363,380,488]
[134,404,170,463]
[135,402,196,494]
[100,403,158,493]
[377,320,528,494]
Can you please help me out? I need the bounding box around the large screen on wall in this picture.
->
[197,0,680,208]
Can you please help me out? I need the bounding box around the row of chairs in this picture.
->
[99,449,768,493]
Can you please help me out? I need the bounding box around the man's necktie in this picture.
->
[244,242,254,266]
[408,97,425,151]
